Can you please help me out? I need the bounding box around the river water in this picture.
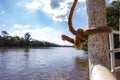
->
[0,47,88,80]
[0,47,119,80]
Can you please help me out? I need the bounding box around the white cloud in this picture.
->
[10,26,71,45]
[65,0,85,3]
[13,24,30,29]
[76,6,86,13]
[79,0,85,2]
[25,0,41,11]
[0,11,5,14]
[76,8,81,12]
[2,11,5,14]
[1,24,6,27]
[13,24,22,28]
[25,0,86,22]
[108,0,117,3]
[39,0,69,22]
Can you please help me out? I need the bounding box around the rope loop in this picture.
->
[61,0,113,48]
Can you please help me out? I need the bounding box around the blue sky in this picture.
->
[0,0,116,45]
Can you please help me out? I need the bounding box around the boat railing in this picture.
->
[109,30,120,73]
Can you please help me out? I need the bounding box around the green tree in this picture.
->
[24,32,32,47]
[14,36,20,46]
[1,31,9,37]
[1,31,10,47]
[19,37,26,47]
[106,1,119,48]
[0,35,3,46]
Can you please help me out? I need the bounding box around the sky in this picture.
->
[0,0,117,45]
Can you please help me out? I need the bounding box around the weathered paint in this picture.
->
[91,64,117,80]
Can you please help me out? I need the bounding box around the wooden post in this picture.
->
[86,0,110,68]
[119,14,120,42]
[86,0,117,80]
[118,0,120,41]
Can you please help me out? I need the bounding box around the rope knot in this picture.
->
[61,0,113,48]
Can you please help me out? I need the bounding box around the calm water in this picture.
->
[0,47,89,80]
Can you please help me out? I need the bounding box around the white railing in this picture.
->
[109,30,120,73]
[89,30,118,80]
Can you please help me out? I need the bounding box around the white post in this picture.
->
[91,64,117,80]
[109,32,115,73]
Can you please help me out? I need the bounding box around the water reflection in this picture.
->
[74,55,89,80]
[75,56,88,67]
[24,48,30,56]
[0,48,9,53]
[24,48,30,52]
[0,48,119,80]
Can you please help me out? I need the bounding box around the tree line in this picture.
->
[106,0,119,48]
[106,1,120,58]
[0,31,60,48]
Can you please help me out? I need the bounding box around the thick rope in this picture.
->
[61,0,113,48]
[68,0,78,35]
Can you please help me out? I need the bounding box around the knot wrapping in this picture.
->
[61,0,113,48]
